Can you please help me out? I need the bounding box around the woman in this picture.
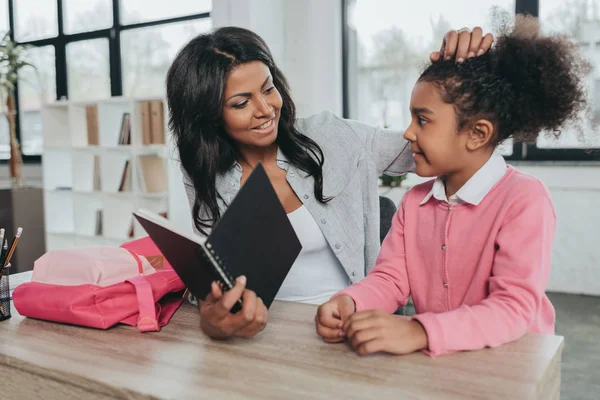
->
[166,26,492,339]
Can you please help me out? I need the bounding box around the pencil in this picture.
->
[4,227,22,267]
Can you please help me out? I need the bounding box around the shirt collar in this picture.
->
[227,147,289,172]
[420,152,507,206]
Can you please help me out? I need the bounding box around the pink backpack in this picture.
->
[13,237,186,332]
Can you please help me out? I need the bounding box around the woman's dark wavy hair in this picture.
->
[166,26,329,234]
[418,14,591,146]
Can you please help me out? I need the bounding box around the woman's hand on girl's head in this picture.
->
[342,310,428,356]
[430,26,494,63]
[315,295,356,343]
[198,276,268,340]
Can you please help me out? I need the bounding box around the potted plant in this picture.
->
[0,31,35,187]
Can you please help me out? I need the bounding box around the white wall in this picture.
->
[211,0,343,117]
[514,164,600,296]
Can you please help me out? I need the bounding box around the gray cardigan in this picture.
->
[182,110,414,284]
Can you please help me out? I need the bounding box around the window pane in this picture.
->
[0,1,9,33]
[121,19,212,97]
[67,39,111,101]
[0,114,9,160]
[119,0,211,25]
[19,45,56,155]
[538,0,600,149]
[14,0,58,42]
[63,0,113,34]
[347,0,515,133]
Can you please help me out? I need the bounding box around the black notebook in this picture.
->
[133,163,302,313]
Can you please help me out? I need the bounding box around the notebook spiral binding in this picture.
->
[202,242,243,312]
[204,242,236,290]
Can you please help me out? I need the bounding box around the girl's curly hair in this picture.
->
[419,14,591,146]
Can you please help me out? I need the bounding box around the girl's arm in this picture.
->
[413,194,556,357]
[335,196,411,312]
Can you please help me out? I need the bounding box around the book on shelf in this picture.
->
[118,160,131,192]
[137,155,167,193]
[149,100,165,144]
[86,105,99,146]
[140,101,152,145]
[95,209,103,236]
[138,100,165,145]
[93,155,101,191]
[118,113,131,145]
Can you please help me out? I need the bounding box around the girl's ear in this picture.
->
[466,119,494,151]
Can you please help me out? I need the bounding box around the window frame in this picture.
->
[6,0,211,164]
[341,0,600,162]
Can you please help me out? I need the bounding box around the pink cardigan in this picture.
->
[338,167,556,356]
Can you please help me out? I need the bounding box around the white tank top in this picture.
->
[275,205,350,305]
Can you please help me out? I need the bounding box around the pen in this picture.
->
[4,227,22,267]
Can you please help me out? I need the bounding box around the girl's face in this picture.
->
[221,61,283,150]
[403,81,471,177]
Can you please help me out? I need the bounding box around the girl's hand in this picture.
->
[343,310,429,356]
[430,26,494,62]
[315,295,356,343]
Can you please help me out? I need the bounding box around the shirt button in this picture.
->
[304,194,309,200]
[351,270,356,276]
[277,160,284,166]
[448,206,452,211]
[321,219,326,224]
[289,172,295,177]
[443,282,449,288]
[335,243,341,249]
[442,244,447,251]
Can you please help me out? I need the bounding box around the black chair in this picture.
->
[379,195,397,244]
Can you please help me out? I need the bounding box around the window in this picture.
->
[18,45,56,156]
[3,0,212,161]
[344,0,515,157]
[121,19,212,97]
[119,0,211,25]
[62,0,113,35]
[14,0,58,42]
[67,39,111,101]
[536,0,600,151]
[0,1,7,33]
[343,0,600,160]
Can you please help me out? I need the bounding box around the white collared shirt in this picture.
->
[420,152,508,206]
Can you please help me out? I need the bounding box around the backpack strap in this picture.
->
[125,249,159,332]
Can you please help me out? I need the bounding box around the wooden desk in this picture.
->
[1,273,563,399]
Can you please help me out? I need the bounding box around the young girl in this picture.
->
[315,15,590,357]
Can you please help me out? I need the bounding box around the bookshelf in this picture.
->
[41,97,175,251]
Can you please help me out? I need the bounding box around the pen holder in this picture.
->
[0,263,10,321]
